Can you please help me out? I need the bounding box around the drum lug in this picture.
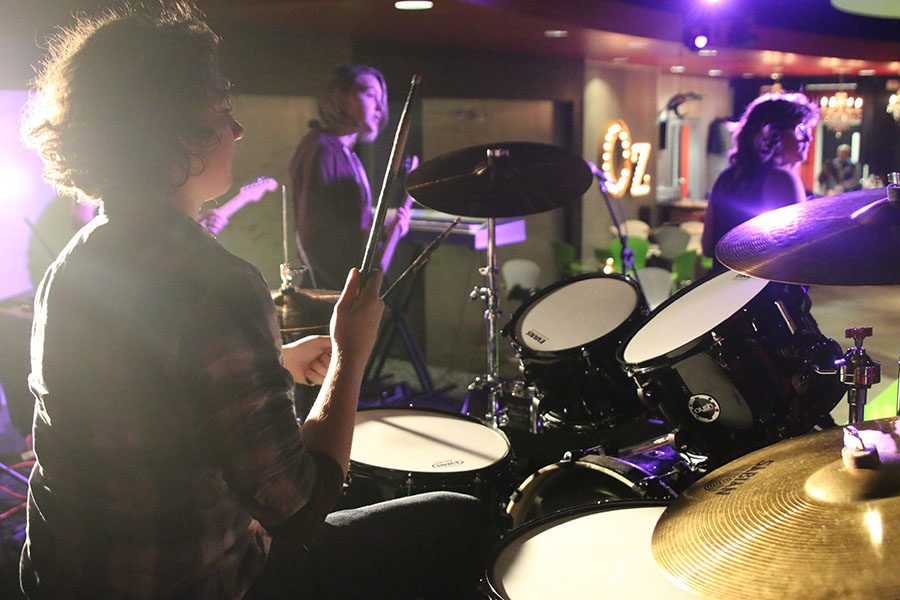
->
[404,474,414,496]
[791,371,810,394]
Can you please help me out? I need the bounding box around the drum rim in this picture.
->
[351,406,513,477]
[503,272,645,356]
[616,271,774,370]
[483,499,671,599]
[505,453,681,527]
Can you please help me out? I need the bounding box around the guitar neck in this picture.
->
[215,194,253,221]
[380,195,415,273]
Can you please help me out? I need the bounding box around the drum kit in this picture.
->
[282,137,900,598]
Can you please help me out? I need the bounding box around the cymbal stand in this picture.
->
[836,326,881,424]
[590,164,644,293]
[468,216,504,427]
[895,354,900,418]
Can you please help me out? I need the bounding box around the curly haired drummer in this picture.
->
[19,2,496,598]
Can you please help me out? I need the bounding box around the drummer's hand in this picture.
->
[331,269,384,366]
[283,335,332,385]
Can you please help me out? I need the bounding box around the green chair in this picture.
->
[608,236,650,275]
[672,250,697,289]
[551,240,591,277]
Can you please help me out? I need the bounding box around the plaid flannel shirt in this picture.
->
[21,201,342,599]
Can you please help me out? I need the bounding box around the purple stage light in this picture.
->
[693,34,709,49]
[0,90,59,301]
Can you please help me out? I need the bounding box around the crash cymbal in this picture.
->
[653,416,900,600]
[406,142,593,218]
[716,186,900,285]
[271,287,338,333]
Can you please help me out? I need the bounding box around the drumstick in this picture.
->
[360,74,422,282]
[381,217,461,302]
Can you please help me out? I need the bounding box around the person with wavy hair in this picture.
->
[701,92,819,272]
[19,3,494,598]
[290,64,413,291]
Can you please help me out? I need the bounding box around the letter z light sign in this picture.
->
[599,119,651,199]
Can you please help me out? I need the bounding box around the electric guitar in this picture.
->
[199,176,278,234]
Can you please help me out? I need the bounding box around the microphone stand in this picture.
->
[590,164,644,293]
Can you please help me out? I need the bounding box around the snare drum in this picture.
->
[618,271,844,464]
[504,273,649,431]
[505,442,698,528]
[484,501,699,599]
[348,408,512,506]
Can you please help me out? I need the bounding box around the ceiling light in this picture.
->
[613,57,629,64]
[708,69,723,77]
[859,69,876,76]
[670,65,686,74]
[742,72,755,79]
[394,1,434,10]
[819,90,863,132]
[627,40,649,49]
[887,92,900,122]
[544,30,569,38]
[683,18,714,52]
[698,49,718,57]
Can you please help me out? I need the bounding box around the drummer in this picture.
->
[702,92,819,272]
[19,3,496,598]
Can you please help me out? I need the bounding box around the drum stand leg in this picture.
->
[837,326,881,424]
[469,216,506,428]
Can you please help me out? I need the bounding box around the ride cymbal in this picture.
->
[652,417,900,600]
[716,186,900,285]
[406,142,593,218]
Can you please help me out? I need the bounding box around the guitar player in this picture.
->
[289,64,414,291]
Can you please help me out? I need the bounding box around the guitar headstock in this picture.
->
[237,176,279,203]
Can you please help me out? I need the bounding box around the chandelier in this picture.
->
[818,91,863,133]
[888,92,900,122]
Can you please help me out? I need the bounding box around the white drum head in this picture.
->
[622,272,769,365]
[351,409,509,473]
[514,277,638,352]
[491,505,698,599]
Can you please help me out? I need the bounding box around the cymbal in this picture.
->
[716,186,900,285]
[406,142,593,218]
[653,417,900,600]
[271,287,338,333]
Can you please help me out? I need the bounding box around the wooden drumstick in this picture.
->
[380,217,460,302]
[359,74,422,282]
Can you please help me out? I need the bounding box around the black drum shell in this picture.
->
[617,273,844,465]
[504,273,649,429]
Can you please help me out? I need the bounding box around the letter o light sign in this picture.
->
[599,119,651,199]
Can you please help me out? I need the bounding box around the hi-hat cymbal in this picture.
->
[716,186,900,285]
[271,287,338,333]
[406,142,593,218]
[653,417,900,600]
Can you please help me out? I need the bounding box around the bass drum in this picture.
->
[505,442,700,528]
[484,501,700,599]
[504,273,648,431]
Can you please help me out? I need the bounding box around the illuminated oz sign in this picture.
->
[599,119,651,199]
